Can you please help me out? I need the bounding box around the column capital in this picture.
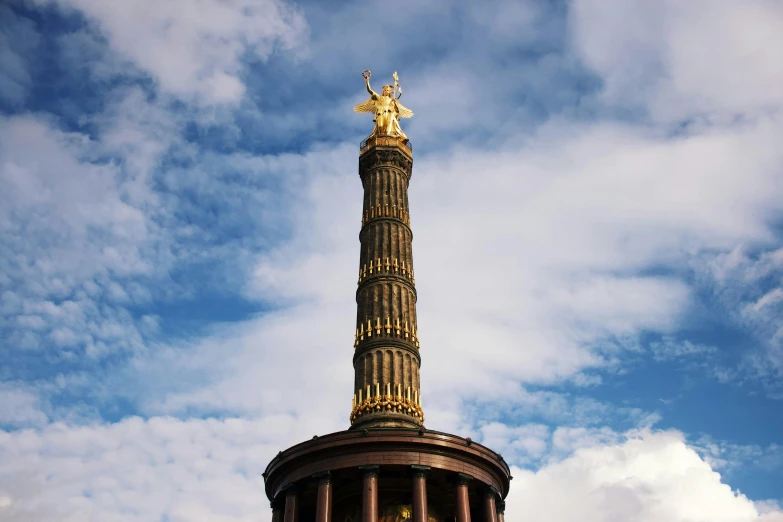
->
[312,471,332,484]
[496,501,506,514]
[282,482,303,494]
[411,465,430,477]
[483,485,500,498]
[456,472,474,485]
[359,464,380,477]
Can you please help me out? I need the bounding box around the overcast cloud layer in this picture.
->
[1,0,782,520]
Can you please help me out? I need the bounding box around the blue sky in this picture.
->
[1,0,783,520]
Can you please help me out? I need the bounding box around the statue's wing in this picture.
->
[353,97,377,114]
[394,100,414,118]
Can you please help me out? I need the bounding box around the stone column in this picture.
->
[352,143,423,430]
[283,487,299,522]
[455,474,472,522]
[411,465,430,522]
[360,465,380,522]
[482,489,497,522]
[314,472,332,522]
[496,501,506,522]
[271,499,284,522]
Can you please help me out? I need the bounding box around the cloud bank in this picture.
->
[1,0,782,519]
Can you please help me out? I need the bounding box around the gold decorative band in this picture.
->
[354,316,419,348]
[362,204,410,226]
[357,257,415,284]
[350,394,424,424]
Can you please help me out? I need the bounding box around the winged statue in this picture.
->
[354,70,413,142]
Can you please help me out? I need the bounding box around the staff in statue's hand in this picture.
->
[392,71,402,100]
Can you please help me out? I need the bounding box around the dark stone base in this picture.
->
[350,411,422,430]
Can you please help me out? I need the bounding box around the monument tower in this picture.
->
[264,70,511,522]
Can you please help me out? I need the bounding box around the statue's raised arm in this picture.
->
[364,70,378,97]
[354,69,413,143]
[354,71,379,114]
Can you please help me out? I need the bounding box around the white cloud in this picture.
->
[0,110,165,360]
[549,426,622,457]
[131,110,783,424]
[0,383,48,428]
[757,501,783,516]
[411,115,782,400]
[649,337,717,362]
[694,435,783,473]
[33,0,308,104]
[8,0,782,415]
[0,416,310,522]
[506,430,783,522]
[130,145,361,421]
[478,422,551,464]
[694,246,783,390]
[2,0,783,517]
[0,5,40,106]
[570,0,783,122]
[0,95,174,285]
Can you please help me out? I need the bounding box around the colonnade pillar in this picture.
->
[496,501,506,522]
[482,488,497,522]
[411,465,430,522]
[315,472,332,522]
[276,467,504,522]
[283,487,299,522]
[455,474,472,522]
[271,498,284,522]
[360,465,379,522]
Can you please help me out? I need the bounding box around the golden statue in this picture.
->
[379,504,412,522]
[354,70,413,142]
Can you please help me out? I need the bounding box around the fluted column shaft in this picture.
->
[351,144,423,428]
